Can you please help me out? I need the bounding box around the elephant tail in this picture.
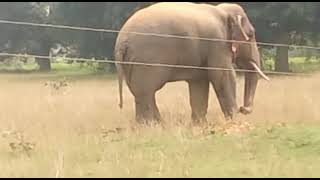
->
[115,46,127,110]
[116,62,123,109]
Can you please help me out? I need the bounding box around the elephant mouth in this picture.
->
[235,59,270,81]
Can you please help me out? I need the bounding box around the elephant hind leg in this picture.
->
[134,92,161,125]
[188,80,209,125]
[152,97,161,122]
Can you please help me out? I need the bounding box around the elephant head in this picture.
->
[219,3,270,115]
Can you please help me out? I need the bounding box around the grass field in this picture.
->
[0,62,320,177]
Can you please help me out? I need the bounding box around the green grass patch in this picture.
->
[2,124,320,177]
[263,56,320,73]
[0,61,116,81]
[1,56,320,78]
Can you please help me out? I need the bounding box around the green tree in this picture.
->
[0,2,54,71]
[241,2,319,72]
[53,2,146,71]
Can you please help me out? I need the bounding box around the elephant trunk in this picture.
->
[240,71,258,114]
[238,41,269,115]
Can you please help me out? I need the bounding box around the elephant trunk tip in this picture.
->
[239,106,252,115]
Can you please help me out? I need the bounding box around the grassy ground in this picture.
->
[0,61,320,177]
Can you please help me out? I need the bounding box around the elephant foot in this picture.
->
[239,106,252,115]
[223,109,238,121]
[136,116,162,126]
[192,119,208,127]
[191,114,208,127]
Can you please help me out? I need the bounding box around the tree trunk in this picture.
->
[36,58,51,71]
[258,47,265,71]
[275,34,290,72]
[36,39,51,72]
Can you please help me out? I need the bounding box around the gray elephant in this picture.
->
[114,2,269,124]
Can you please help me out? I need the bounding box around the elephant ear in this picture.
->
[228,15,250,54]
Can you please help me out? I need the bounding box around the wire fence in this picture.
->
[0,19,320,50]
[0,52,313,77]
[0,19,318,77]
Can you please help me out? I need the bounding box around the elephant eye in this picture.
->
[248,28,255,38]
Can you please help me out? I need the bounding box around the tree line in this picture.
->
[0,2,319,72]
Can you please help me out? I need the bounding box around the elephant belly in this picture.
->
[168,69,208,82]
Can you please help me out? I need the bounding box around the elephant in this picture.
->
[114,2,270,124]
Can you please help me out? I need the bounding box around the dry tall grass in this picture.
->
[0,73,319,177]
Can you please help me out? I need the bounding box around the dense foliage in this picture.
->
[0,2,319,72]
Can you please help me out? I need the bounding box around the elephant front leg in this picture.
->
[210,70,238,120]
[188,80,209,125]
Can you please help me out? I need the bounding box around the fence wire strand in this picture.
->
[0,52,313,76]
[0,19,320,50]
